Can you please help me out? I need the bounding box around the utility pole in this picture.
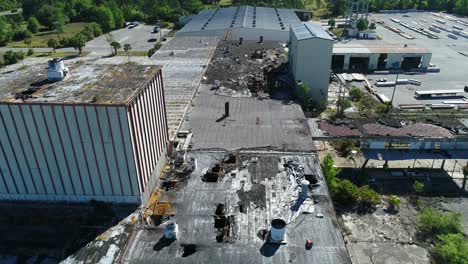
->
[389,72,399,117]
[336,82,343,116]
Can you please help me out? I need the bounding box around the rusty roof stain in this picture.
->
[319,121,362,137]
[0,62,160,105]
[362,123,453,138]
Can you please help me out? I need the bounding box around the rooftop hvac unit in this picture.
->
[47,58,69,82]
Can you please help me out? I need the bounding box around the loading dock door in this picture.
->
[401,56,422,71]
[349,57,370,72]
[331,55,345,71]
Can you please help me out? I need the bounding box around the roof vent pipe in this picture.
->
[300,179,310,199]
[270,219,286,242]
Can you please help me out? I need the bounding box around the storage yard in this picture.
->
[366,12,468,107]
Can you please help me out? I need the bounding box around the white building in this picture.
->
[0,62,168,204]
[289,22,334,108]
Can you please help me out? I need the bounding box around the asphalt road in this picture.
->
[85,24,170,54]
[0,24,170,55]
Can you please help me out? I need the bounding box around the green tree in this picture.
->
[71,34,86,55]
[110,41,121,56]
[418,208,463,239]
[432,233,468,264]
[356,18,368,31]
[92,6,115,32]
[47,38,59,53]
[0,18,13,46]
[27,16,40,34]
[24,37,32,48]
[124,43,132,62]
[37,5,65,29]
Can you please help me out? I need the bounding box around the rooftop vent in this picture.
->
[47,58,69,82]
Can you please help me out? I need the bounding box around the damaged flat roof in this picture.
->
[122,152,351,264]
[0,62,160,105]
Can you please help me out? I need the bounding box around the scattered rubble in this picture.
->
[203,40,289,96]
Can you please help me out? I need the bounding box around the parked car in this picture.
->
[148,38,158,42]
[153,26,161,33]
[128,21,140,29]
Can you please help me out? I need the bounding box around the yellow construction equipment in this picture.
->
[143,189,175,224]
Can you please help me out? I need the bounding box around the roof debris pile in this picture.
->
[203,40,289,97]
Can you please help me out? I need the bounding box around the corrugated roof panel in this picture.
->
[291,22,333,41]
[179,6,302,34]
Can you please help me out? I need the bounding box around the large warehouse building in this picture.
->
[177,6,309,41]
[289,22,334,107]
[0,61,168,204]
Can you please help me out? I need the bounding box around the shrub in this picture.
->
[387,195,401,212]
[349,87,364,101]
[334,140,357,157]
[418,208,463,239]
[147,47,156,57]
[413,180,425,194]
[322,154,340,189]
[27,48,34,56]
[432,233,468,264]
[332,179,359,206]
[3,50,25,65]
[357,185,380,209]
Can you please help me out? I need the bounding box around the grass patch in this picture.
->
[29,51,89,58]
[355,93,386,117]
[116,51,148,56]
[6,22,93,48]
[331,27,345,38]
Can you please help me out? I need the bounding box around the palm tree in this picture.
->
[124,43,132,62]
[110,41,121,56]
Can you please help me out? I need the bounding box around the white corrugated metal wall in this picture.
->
[0,103,140,203]
[0,70,168,204]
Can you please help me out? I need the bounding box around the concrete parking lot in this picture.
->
[85,24,170,54]
[354,12,468,106]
